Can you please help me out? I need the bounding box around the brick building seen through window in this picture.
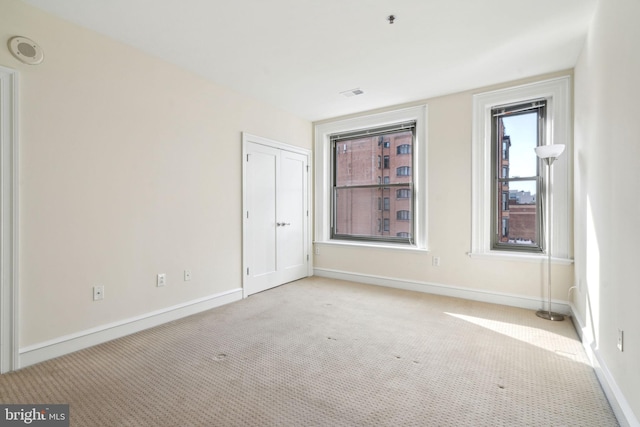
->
[332,128,413,242]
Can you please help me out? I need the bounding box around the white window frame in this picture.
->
[471,76,572,263]
[315,105,428,251]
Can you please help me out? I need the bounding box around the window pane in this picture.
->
[496,180,538,246]
[334,187,380,236]
[500,112,538,178]
[397,144,411,155]
[396,210,410,220]
[397,166,411,176]
[334,187,411,239]
[335,130,413,186]
[334,138,379,187]
[397,188,411,199]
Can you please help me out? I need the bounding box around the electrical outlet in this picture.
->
[315,246,320,255]
[157,273,166,287]
[93,285,104,301]
[184,270,192,281]
[432,256,441,267]
[617,329,624,352]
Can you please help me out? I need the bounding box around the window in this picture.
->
[397,188,411,199]
[397,210,410,220]
[492,100,545,251]
[314,105,428,250]
[331,122,415,243]
[471,76,572,261]
[502,192,509,211]
[397,232,410,238]
[397,166,411,176]
[397,144,411,154]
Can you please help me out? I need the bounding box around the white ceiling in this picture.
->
[21,0,596,121]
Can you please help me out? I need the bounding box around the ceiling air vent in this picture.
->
[340,88,365,98]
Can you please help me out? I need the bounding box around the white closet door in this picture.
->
[243,138,309,296]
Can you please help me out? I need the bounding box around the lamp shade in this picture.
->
[534,144,565,160]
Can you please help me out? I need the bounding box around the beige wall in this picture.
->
[2,0,637,420]
[0,0,311,347]
[573,0,640,421]
[314,71,574,303]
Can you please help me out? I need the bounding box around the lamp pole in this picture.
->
[534,145,565,321]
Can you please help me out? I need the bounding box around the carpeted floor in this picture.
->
[0,277,618,426]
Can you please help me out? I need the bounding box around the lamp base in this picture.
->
[536,310,565,321]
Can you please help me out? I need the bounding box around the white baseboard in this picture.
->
[19,288,243,369]
[314,268,571,314]
[569,304,639,427]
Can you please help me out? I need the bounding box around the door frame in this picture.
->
[241,133,312,298]
[0,66,19,373]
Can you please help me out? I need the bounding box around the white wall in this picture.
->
[0,0,311,350]
[573,0,640,422]
[314,71,574,308]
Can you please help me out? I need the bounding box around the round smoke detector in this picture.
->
[8,36,44,65]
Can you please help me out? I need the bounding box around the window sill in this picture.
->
[314,240,428,253]
[467,251,573,265]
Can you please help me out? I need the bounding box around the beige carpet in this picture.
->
[0,277,618,426]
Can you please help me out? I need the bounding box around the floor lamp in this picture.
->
[534,144,565,321]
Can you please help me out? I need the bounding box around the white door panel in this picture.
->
[248,147,278,279]
[278,151,307,282]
